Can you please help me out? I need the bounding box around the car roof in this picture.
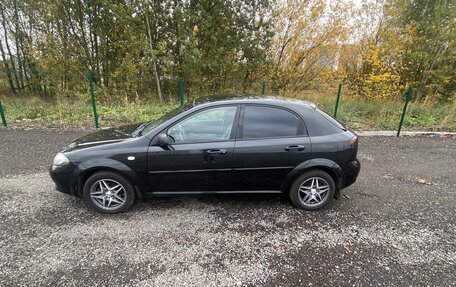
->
[189,95,317,110]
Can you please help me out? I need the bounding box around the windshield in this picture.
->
[139,104,191,136]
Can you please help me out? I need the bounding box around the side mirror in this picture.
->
[156,132,169,147]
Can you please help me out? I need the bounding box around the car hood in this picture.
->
[62,123,140,152]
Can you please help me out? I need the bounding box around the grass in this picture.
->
[0,95,178,128]
[297,90,456,131]
[0,91,455,131]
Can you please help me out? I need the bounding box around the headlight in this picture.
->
[52,152,69,170]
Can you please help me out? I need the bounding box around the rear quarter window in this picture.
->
[315,108,346,130]
[301,108,345,136]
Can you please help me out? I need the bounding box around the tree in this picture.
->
[267,0,351,94]
[391,0,456,101]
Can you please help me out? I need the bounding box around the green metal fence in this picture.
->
[397,86,413,137]
[82,76,268,128]
[333,84,342,118]
[87,72,99,129]
[0,100,7,127]
[179,77,184,106]
[0,74,415,135]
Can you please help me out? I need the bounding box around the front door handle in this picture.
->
[285,145,305,151]
[206,149,227,155]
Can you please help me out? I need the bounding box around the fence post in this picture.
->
[333,83,342,118]
[397,86,412,137]
[261,80,266,95]
[88,72,99,129]
[178,77,184,106]
[0,100,7,127]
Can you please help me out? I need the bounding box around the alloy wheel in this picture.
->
[298,177,330,207]
[89,179,127,210]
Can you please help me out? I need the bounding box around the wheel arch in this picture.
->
[74,159,144,199]
[281,159,344,198]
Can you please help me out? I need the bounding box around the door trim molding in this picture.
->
[149,168,231,174]
[148,166,294,174]
[151,190,283,195]
[233,166,294,171]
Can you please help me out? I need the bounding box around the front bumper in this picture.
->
[49,164,79,197]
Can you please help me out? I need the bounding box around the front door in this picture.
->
[148,105,239,192]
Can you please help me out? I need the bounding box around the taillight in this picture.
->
[348,136,358,148]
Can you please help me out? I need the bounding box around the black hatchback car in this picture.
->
[50,97,360,213]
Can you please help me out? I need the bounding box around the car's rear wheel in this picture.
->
[290,170,336,210]
[83,171,136,214]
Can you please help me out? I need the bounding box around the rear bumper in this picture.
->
[342,159,360,189]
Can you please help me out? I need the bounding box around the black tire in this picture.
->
[289,169,336,211]
[83,171,136,214]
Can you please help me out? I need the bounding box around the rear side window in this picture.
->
[241,106,304,139]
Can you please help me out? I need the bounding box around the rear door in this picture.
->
[232,105,311,191]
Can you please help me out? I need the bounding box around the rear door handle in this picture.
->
[285,145,305,151]
[206,149,227,155]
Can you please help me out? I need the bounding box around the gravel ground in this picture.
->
[0,129,455,286]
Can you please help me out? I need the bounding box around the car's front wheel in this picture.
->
[83,171,136,214]
[290,170,336,210]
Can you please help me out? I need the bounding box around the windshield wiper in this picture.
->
[132,122,148,137]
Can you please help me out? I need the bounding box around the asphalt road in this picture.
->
[0,128,455,286]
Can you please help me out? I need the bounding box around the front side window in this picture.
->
[168,106,237,143]
[242,106,302,139]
